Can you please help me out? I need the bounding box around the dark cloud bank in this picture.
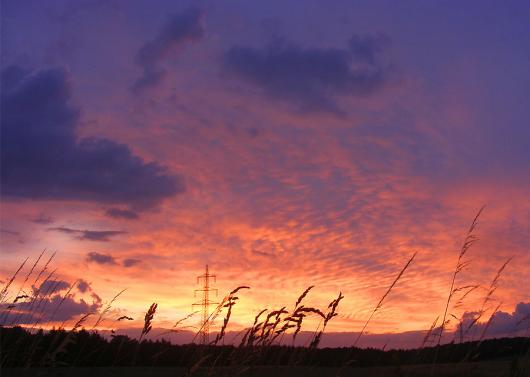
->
[0,279,101,325]
[1,65,184,210]
[224,34,392,114]
[86,251,118,265]
[122,258,141,267]
[86,252,141,268]
[48,227,126,242]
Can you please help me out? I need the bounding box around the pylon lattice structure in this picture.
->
[193,265,218,344]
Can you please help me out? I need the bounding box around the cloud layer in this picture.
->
[86,252,141,268]
[49,227,126,242]
[0,279,102,325]
[224,35,392,114]
[131,7,204,93]
[1,66,183,209]
[87,252,117,265]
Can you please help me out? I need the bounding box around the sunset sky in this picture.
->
[1,0,529,348]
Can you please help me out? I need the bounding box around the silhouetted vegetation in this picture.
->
[1,326,529,368]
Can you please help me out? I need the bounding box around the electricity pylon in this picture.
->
[193,264,218,344]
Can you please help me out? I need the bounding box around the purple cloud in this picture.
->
[122,258,141,268]
[458,302,530,338]
[77,279,90,293]
[223,34,392,114]
[105,207,139,220]
[86,252,117,265]
[131,7,204,93]
[32,279,70,296]
[1,66,184,209]
[0,294,101,325]
[48,227,126,242]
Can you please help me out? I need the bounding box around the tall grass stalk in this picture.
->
[436,207,484,347]
[353,252,417,347]
[0,257,29,304]
[212,286,249,345]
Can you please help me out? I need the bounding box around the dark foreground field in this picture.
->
[3,360,530,377]
[2,327,530,377]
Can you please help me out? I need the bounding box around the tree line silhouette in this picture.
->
[1,326,529,368]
